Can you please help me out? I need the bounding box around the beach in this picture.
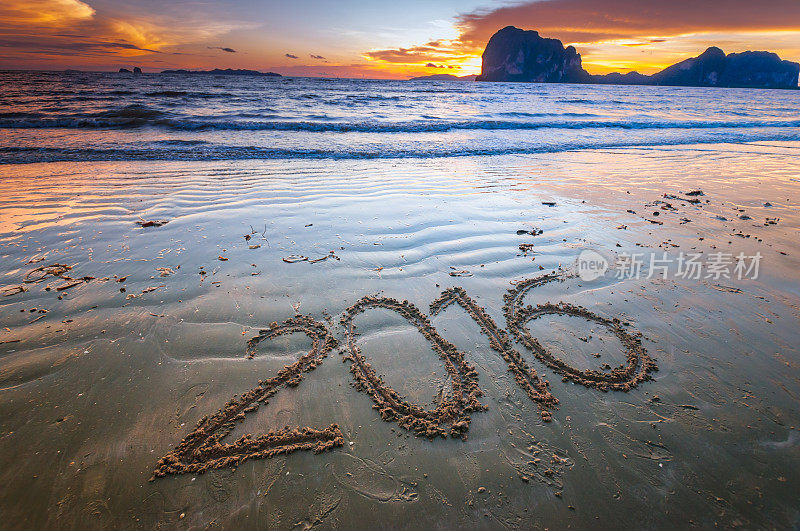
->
[1,72,799,528]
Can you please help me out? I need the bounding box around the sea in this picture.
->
[0,71,799,163]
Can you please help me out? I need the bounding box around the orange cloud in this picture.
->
[0,0,250,69]
[455,0,800,46]
[0,0,95,26]
[362,38,482,77]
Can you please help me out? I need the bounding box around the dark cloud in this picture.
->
[310,54,326,60]
[285,53,298,59]
[209,46,236,53]
[0,37,161,55]
[456,0,800,46]
[364,43,470,64]
[365,46,436,62]
[425,62,446,68]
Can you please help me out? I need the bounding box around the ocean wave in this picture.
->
[151,139,210,146]
[1,116,799,132]
[0,111,42,118]
[145,90,189,97]
[3,131,798,164]
[496,111,599,118]
[92,105,166,120]
[144,90,225,98]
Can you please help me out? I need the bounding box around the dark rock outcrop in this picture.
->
[650,46,726,86]
[476,26,799,89]
[651,47,799,89]
[725,51,799,88]
[133,66,142,74]
[409,74,477,81]
[475,26,590,83]
[118,68,132,73]
[160,68,281,77]
[592,71,651,85]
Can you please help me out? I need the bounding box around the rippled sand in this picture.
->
[1,143,799,528]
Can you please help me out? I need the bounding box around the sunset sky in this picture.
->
[1,0,799,78]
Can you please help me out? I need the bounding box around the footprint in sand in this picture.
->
[331,453,418,503]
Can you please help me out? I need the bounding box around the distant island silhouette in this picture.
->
[475,26,799,89]
[160,68,281,77]
[409,74,477,81]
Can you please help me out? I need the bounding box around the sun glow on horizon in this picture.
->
[0,1,798,78]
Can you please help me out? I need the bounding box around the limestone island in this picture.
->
[475,26,800,89]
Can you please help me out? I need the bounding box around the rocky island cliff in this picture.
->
[476,26,799,89]
[475,26,590,83]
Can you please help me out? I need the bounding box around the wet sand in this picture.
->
[1,142,799,528]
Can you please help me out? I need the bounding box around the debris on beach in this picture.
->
[541,201,557,207]
[24,263,72,283]
[449,267,473,277]
[126,285,166,299]
[516,228,543,236]
[55,279,87,291]
[309,251,340,263]
[135,218,169,228]
[1,285,26,296]
[664,193,702,205]
[518,243,536,256]
[0,263,95,296]
[284,251,340,264]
